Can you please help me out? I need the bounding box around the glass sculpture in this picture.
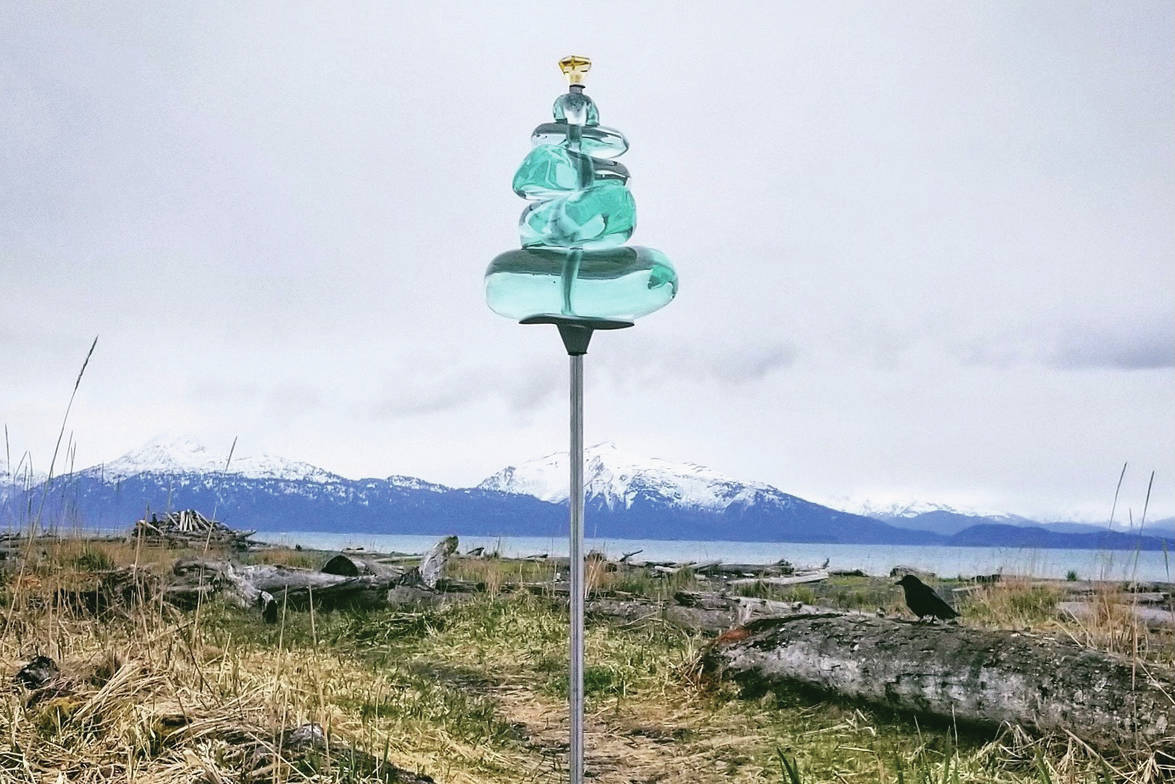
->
[485,56,678,322]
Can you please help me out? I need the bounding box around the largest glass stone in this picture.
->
[485,245,677,321]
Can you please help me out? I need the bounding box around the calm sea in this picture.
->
[266,531,1173,583]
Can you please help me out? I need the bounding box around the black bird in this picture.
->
[895,574,959,621]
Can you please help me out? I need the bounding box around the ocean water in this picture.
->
[265,531,1173,583]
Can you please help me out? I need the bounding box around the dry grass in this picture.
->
[964,576,1175,670]
[2,543,1173,783]
[449,557,558,597]
[247,547,323,570]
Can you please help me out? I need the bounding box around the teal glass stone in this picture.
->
[553,92,599,126]
[531,124,629,159]
[519,181,635,249]
[487,72,676,324]
[591,157,629,186]
[485,246,677,321]
[512,144,592,197]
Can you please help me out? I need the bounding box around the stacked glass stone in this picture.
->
[485,56,678,322]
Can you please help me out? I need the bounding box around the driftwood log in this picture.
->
[727,570,829,588]
[706,612,1175,752]
[585,590,833,633]
[695,560,795,577]
[418,535,458,588]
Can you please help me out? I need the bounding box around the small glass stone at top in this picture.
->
[553,92,599,126]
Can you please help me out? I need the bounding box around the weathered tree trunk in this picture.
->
[706,613,1175,752]
[167,559,406,614]
[727,570,828,588]
[418,535,458,589]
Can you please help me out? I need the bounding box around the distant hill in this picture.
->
[870,510,1031,536]
[947,523,1170,551]
[851,501,1175,547]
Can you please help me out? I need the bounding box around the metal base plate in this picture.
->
[520,314,634,356]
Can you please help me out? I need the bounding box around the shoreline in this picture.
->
[5,527,1170,582]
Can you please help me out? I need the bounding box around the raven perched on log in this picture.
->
[896,574,959,621]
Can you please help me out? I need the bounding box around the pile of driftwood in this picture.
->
[129,509,259,550]
[165,536,460,621]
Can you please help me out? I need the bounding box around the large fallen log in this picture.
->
[706,612,1175,752]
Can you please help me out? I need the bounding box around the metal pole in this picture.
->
[517,315,630,784]
[568,352,585,784]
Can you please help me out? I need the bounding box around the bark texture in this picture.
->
[321,553,407,579]
[707,613,1175,752]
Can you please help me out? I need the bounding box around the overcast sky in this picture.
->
[2,1,1172,521]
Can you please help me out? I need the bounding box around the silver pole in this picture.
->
[568,352,585,784]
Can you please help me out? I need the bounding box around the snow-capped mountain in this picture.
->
[0,461,46,505]
[81,435,345,484]
[479,442,784,512]
[6,436,938,545]
[476,442,952,544]
[384,475,444,492]
[7,435,557,536]
[825,496,1012,521]
[814,496,1038,536]
[1,466,45,490]
[3,436,1169,551]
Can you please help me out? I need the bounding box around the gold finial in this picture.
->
[559,55,591,86]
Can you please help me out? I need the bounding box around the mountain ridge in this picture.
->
[5,437,1169,551]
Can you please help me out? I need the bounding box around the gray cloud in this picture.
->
[709,343,798,382]
[595,336,798,387]
[959,316,1174,371]
[369,360,562,418]
[1046,321,1175,370]
[370,371,486,418]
